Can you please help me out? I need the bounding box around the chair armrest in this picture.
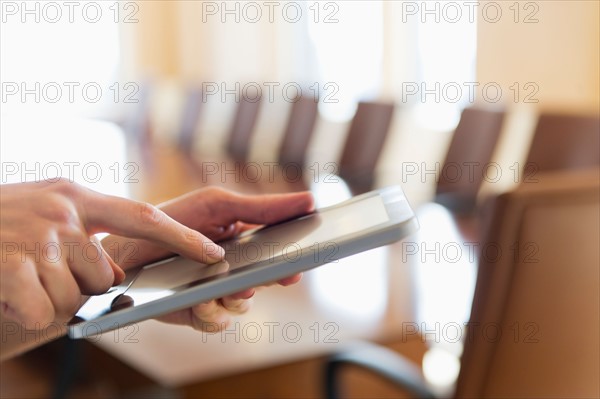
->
[324,341,437,399]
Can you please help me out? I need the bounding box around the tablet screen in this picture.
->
[221,194,389,267]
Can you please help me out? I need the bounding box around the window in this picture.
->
[1,1,121,118]
[307,1,383,122]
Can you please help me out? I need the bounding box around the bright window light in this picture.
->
[307,1,383,122]
[1,1,121,118]
[415,0,478,131]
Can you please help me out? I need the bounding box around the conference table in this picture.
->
[1,117,475,390]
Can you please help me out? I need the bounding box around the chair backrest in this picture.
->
[525,112,600,174]
[435,107,505,213]
[178,87,203,153]
[277,95,319,168]
[338,101,395,193]
[226,94,262,162]
[456,169,600,398]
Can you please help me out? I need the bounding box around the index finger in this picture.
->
[82,193,225,264]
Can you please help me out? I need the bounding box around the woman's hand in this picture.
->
[0,179,226,330]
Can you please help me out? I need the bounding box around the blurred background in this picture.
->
[1,1,599,398]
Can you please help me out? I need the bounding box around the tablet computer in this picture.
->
[68,185,418,339]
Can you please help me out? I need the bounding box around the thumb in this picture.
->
[224,191,315,226]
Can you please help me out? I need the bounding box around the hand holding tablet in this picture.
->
[69,186,418,338]
[0,183,315,359]
[98,187,316,332]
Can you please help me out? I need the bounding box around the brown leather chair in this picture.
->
[245,95,320,194]
[338,101,395,194]
[325,168,600,399]
[524,112,600,175]
[458,168,600,398]
[277,95,319,168]
[226,94,262,162]
[435,108,505,214]
[177,86,204,154]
